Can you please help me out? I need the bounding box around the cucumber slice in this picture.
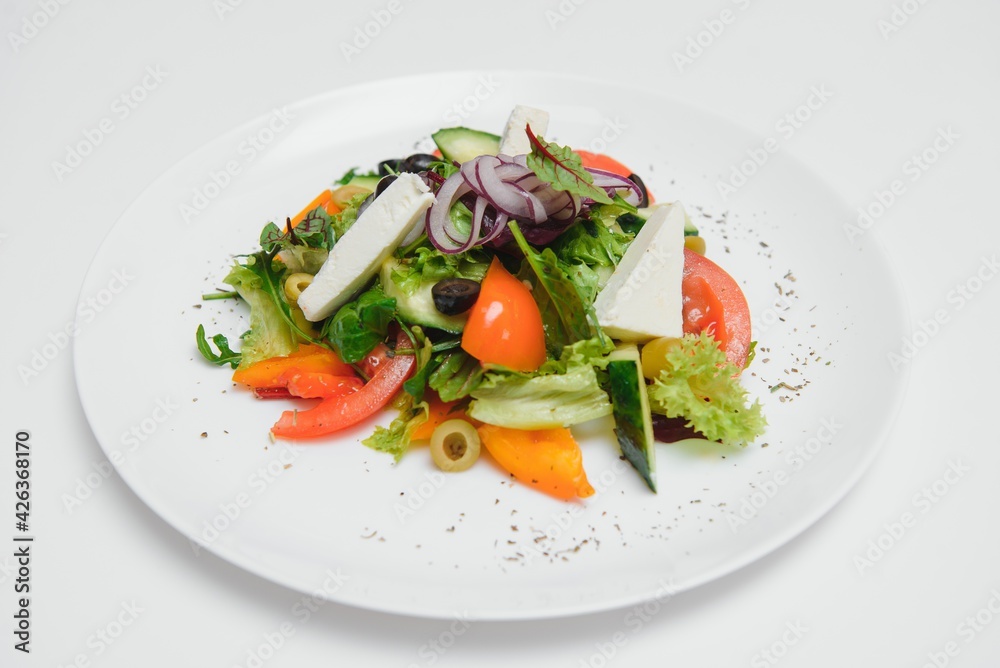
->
[607,344,657,492]
[627,205,700,236]
[380,258,469,333]
[432,127,501,164]
[345,174,380,191]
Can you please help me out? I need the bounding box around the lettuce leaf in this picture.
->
[223,261,297,368]
[330,192,370,240]
[468,338,613,429]
[428,349,484,402]
[389,246,491,296]
[323,285,396,363]
[646,333,766,447]
[362,394,428,462]
[549,217,631,269]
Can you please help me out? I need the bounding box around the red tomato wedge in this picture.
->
[681,248,752,369]
[575,150,655,204]
[461,257,547,373]
[271,330,415,439]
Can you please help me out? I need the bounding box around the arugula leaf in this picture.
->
[525,126,613,204]
[509,222,596,354]
[334,167,359,185]
[428,349,484,402]
[195,324,242,368]
[647,332,766,447]
[324,286,396,363]
[427,160,460,179]
[362,393,429,462]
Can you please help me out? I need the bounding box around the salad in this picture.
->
[196,105,765,500]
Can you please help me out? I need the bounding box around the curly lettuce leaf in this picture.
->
[363,394,429,462]
[647,332,766,447]
[330,192,370,240]
[549,217,631,269]
[223,260,297,368]
[525,129,612,204]
[389,246,491,296]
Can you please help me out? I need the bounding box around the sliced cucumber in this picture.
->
[345,174,380,191]
[432,127,501,164]
[607,344,657,492]
[380,258,469,333]
[627,205,699,236]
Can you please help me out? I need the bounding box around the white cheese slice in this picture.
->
[593,203,686,342]
[498,105,550,156]
[298,173,435,322]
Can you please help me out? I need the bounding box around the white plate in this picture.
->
[74,71,907,620]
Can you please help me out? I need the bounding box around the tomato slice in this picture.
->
[575,150,654,204]
[270,330,415,439]
[681,248,751,369]
[461,257,547,372]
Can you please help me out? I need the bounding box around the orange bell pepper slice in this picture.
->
[232,344,354,389]
[290,190,342,228]
[461,257,546,373]
[410,394,463,441]
[477,425,595,500]
[283,372,362,399]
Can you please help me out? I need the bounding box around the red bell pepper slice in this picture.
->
[270,330,415,439]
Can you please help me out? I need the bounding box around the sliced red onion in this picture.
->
[586,167,643,205]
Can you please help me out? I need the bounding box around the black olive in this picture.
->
[356,193,374,217]
[375,174,397,197]
[432,278,481,316]
[400,153,439,174]
[378,159,401,176]
[627,173,649,208]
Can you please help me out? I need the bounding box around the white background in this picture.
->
[2,0,999,666]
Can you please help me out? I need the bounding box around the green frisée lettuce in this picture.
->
[647,332,766,447]
[362,394,428,462]
[223,261,297,368]
[388,246,490,295]
[549,217,631,269]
